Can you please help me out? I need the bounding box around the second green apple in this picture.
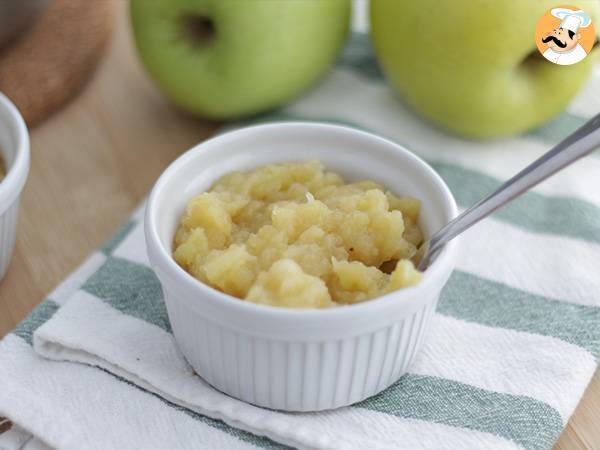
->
[370,0,599,139]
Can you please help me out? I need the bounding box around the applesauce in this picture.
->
[173,161,423,308]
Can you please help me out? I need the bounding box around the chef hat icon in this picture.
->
[551,8,592,33]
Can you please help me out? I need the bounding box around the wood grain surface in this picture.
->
[0,0,114,126]
[0,2,596,448]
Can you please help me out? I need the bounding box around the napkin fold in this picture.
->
[1,32,600,450]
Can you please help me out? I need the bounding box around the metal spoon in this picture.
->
[417,112,600,271]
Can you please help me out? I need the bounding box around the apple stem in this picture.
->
[180,15,215,47]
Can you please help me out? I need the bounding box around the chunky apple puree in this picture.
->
[173,161,423,308]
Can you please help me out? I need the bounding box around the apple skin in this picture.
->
[370,0,600,139]
[130,0,350,120]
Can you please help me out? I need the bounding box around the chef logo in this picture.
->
[535,5,595,65]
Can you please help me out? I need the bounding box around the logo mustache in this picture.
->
[542,35,567,48]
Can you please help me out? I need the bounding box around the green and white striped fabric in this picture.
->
[0,33,599,450]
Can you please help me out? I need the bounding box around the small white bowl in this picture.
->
[145,122,458,411]
[0,93,29,281]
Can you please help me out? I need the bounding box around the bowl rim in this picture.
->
[145,121,459,319]
[0,92,30,215]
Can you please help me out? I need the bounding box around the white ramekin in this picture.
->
[145,123,458,412]
[0,93,29,281]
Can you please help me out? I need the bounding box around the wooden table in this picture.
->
[0,2,597,448]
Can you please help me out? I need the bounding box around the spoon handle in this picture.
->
[418,112,600,271]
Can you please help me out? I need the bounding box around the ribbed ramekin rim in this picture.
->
[0,92,29,216]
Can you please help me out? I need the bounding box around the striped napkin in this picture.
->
[1,31,600,450]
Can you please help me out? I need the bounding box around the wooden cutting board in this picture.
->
[0,0,114,127]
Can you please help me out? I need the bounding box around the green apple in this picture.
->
[130,0,350,119]
[370,0,600,139]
